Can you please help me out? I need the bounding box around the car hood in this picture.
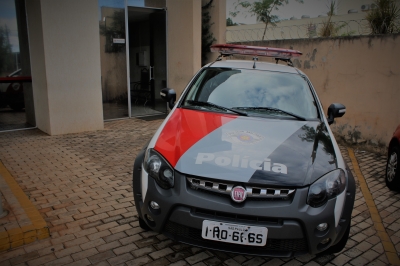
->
[153,108,337,187]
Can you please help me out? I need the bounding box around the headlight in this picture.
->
[143,148,174,189]
[307,169,346,208]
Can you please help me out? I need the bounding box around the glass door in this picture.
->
[127,6,167,118]
[98,0,129,120]
[0,0,35,131]
[149,10,167,114]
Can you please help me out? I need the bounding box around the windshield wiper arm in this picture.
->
[234,107,307,121]
[186,100,247,116]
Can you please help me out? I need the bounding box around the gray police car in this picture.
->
[133,44,355,257]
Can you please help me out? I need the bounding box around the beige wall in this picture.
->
[235,35,400,146]
[203,0,226,63]
[227,0,400,43]
[166,0,202,97]
[26,0,104,135]
[226,12,367,42]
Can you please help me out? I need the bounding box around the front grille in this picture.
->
[187,176,295,200]
[164,221,308,254]
[193,208,281,224]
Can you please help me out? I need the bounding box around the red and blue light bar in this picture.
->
[210,44,302,58]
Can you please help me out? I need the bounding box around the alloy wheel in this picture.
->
[387,151,398,182]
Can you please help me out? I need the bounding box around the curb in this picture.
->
[0,161,50,251]
[347,148,400,265]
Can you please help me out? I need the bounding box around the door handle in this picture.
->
[150,66,154,80]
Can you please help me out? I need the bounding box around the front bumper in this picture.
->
[133,152,355,257]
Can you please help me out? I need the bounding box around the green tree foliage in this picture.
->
[99,10,126,53]
[202,1,216,65]
[318,1,355,37]
[366,0,400,34]
[0,25,13,76]
[318,0,355,37]
[319,0,339,37]
[230,0,303,41]
[226,17,238,26]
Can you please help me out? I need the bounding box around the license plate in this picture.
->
[201,220,267,246]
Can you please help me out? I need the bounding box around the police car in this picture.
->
[133,44,355,257]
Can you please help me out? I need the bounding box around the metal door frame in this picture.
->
[124,1,167,118]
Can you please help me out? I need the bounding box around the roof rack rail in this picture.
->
[211,44,302,58]
[211,44,301,67]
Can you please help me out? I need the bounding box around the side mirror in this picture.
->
[327,103,346,125]
[160,88,176,110]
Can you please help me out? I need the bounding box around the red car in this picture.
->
[386,125,400,190]
[0,69,25,111]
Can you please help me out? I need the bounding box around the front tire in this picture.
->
[139,216,150,231]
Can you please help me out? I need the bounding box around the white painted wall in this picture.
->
[26,0,104,135]
[166,0,202,97]
[24,0,209,134]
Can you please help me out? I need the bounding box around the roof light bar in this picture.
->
[210,44,302,58]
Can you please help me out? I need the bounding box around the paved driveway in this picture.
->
[0,118,399,265]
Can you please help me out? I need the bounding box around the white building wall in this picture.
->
[166,0,202,97]
[24,0,222,134]
[26,0,104,135]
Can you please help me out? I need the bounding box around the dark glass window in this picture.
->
[183,68,318,119]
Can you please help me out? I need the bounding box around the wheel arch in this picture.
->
[388,138,399,156]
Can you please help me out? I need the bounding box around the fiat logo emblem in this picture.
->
[231,186,247,202]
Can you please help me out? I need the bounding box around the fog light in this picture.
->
[145,214,154,222]
[150,201,160,210]
[163,169,173,178]
[320,238,330,245]
[316,223,328,231]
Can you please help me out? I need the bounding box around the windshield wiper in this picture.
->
[186,100,248,116]
[234,107,307,121]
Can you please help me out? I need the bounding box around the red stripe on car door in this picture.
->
[154,108,237,167]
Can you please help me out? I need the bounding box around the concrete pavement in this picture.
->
[0,118,399,265]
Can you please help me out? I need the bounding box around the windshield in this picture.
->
[182,68,319,119]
